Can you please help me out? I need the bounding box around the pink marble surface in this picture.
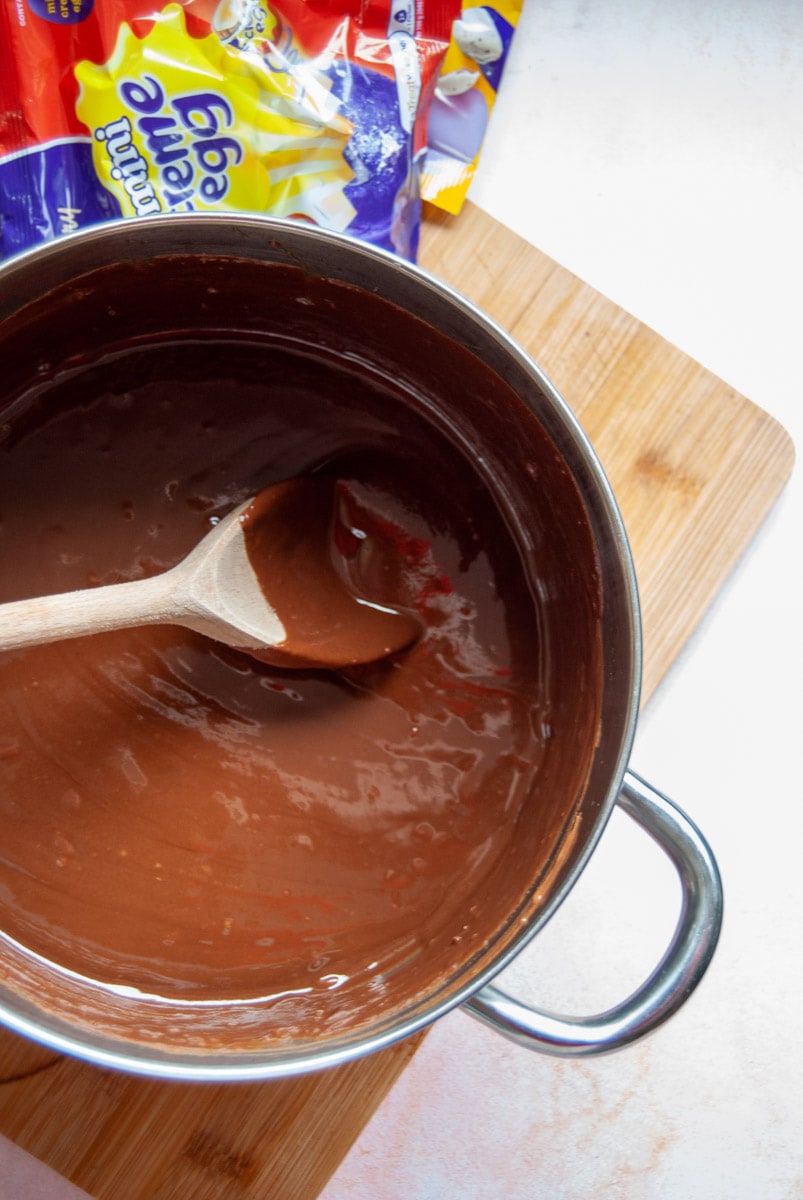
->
[0,1137,90,1199]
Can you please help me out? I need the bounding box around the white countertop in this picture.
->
[2,2,800,1197]
[323,2,803,1198]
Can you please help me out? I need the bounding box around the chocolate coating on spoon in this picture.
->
[239,476,421,667]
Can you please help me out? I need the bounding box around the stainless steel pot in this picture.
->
[0,215,722,1078]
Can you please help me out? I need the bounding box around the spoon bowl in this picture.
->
[0,477,421,668]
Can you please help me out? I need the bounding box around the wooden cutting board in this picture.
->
[0,202,794,1199]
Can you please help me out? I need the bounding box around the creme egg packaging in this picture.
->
[0,0,459,261]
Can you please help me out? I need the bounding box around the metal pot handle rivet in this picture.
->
[463,770,723,1056]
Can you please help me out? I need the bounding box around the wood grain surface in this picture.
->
[0,203,794,1199]
[422,203,794,703]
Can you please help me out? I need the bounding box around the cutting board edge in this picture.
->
[424,203,798,459]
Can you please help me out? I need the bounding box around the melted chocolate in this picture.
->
[0,256,602,1050]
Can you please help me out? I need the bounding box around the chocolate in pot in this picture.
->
[0,255,602,1050]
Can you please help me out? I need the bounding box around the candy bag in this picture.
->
[0,0,459,261]
[421,0,523,214]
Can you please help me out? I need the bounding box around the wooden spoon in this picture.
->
[0,477,421,669]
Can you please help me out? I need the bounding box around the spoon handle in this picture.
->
[0,572,182,652]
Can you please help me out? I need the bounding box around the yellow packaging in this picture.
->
[421,0,524,215]
[74,4,358,232]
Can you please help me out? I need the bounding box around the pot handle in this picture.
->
[463,770,723,1056]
